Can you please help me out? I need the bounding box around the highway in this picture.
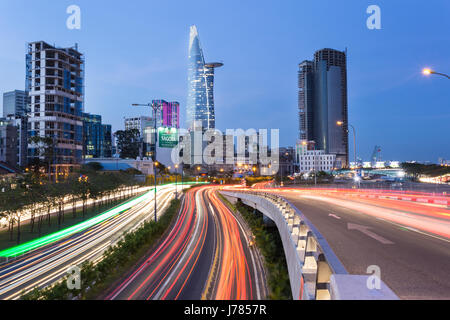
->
[106,186,267,300]
[0,184,182,300]
[265,187,450,299]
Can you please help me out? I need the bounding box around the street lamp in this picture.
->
[174,164,178,199]
[311,141,317,186]
[133,102,162,222]
[167,166,171,186]
[197,166,201,182]
[337,121,357,168]
[422,68,450,80]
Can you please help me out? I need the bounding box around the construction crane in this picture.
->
[371,146,382,167]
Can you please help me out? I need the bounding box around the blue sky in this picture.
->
[0,0,449,162]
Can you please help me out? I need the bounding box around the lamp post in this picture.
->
[181,163,184,191]
[167,166,171,186]
[132,102,162,222]
[196,166,201,183]
[422,68,450,80]
[312,141,317,186]
[174,165,178,199]
[337,121,357,168]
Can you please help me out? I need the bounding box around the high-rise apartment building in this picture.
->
[2,90,29,117]
[26,41,84,168]
[298,48,349,168]
[82,113,112,159]
[187,25,222,131]
[152,100,180,129]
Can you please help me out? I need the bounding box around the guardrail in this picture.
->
[220,190,399,300]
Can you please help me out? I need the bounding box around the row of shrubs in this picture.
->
[21,198,181,300]
[220,195,292,300]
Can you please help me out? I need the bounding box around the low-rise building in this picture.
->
[295,140,336,173]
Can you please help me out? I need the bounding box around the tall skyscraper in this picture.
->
[2,90,29,117]
[186,25,223,131]
[204,62,222,129]
[298,48,349,168]
[26,41,84,167]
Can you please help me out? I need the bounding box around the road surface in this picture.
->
[271,188,450,299]
[0,184,181,300]
[106,186,267,300]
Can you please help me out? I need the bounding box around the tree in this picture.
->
[84,162,104,171]
[114,129,141,159]
[401,162,426,181]
[29,136,57,182]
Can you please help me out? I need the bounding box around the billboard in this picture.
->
[158,127,179,148]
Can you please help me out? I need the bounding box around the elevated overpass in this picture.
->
[220,190,399,300]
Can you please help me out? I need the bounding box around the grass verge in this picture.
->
[21,198,182,300]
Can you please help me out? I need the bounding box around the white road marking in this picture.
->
[347,223,394,245]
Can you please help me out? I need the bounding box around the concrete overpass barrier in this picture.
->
[220,190,399,300]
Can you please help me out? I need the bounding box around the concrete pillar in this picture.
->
[302,232,318,299]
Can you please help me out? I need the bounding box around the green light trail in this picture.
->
[0,182,206,258]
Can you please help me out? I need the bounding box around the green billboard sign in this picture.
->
[158,127,179,148]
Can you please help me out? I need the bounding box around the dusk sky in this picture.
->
[0,0,448,162]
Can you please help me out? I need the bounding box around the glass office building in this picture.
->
[186,25,222,131]
[2,90,29,117]
[298,48,349,168]
[82,113,112,159]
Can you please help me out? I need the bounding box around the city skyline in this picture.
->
[0,1,449,162]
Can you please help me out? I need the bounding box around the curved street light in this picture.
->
[337,121,357,168]
[422,68,450,80]
[132,102,162,222]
